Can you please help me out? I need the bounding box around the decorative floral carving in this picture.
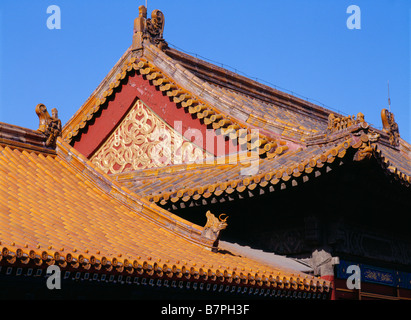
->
[91,100,206,174]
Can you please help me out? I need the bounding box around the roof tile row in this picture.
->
[0,138,331,292]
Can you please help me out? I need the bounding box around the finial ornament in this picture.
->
[381,108,400,147]
[202,211,228,252]
[36,103,51,134]
[132,5,167,51]
[132,5,147,50]
[36,104,62,148]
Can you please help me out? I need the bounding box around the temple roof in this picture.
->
[0,124,331,294]
[61,7,410,192]
[113,134,410,209]
[3,5,409,299]
[55,9,410,275]
[158,46,331,141]
[61,44,410,189]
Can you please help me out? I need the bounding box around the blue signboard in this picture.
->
[336,260,411,290]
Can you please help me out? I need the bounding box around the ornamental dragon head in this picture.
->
[201,211,228,249]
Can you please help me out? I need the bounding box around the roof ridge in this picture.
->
[62,47,134,141]
[164,47,337,122]
[144,45,288,136]
[55,137,214,249]
[112,162,231,180]
[0,122,56,155]
[144,44,323,146]
[141,47,297,156]
[1,135,333,293]
[219,241,313,274]
[63,49,293,161]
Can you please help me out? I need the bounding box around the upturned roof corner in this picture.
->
[132,5,168,51]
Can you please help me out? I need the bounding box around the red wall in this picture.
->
[73,72,237,159]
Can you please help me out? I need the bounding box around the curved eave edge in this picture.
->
[147,137,411,206]
[0,245,331,296]
[373,144,411,186]
[62,48,134,138]
[147,139,352,205]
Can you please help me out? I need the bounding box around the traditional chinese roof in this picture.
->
[61,7,410,200]
[0,123,331,296]
[112,126,410,210]
[62,46,300,161]
[62,44,331,149]
[4,5,407,299]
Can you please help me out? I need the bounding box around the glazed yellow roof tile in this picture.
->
[117,133,410,206]
[0,138,330,291]
[115,140,352,202]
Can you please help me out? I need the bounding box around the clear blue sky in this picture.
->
[0,0,410,142]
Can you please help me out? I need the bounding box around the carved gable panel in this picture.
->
[91,100,208,174]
